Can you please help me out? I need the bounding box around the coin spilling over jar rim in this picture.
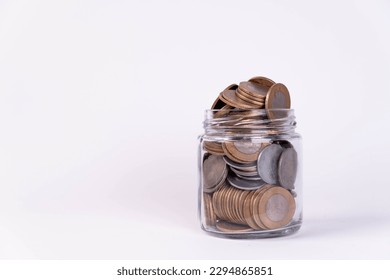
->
[199,75,302,238]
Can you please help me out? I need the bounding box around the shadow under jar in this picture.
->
[198,109,302,238]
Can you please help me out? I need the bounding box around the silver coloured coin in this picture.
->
[223,156,257,171]
[227,174,266,190]
[257,144,284,184]
[278,147,298,189]
[203,154,227,190]
[272,140,293,149]
[236,173,263,181]
[230,167,259,177]
[203,168,228,193]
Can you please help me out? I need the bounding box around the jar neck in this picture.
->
[203,109,297,137]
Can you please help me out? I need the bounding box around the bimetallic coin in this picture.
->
[235,88,265,106]
[252,185,273,229]
[212,84,238,111]
[237,190,251,224]
[227,174,266,190]
[258,186,296,229]
[220,90,262,109]
[248,76,275,88]
[265,83,291,119]
[216,220,253,233]
[223,141,264,163]
[203,154,227,191]
[238,81,268,99]
[257,144,284,185]
[203,141,224,156]
[278,147,298,189]
[243,189,263,230]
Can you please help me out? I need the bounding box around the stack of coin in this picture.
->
[211,183,296,230]
[211,76,291,119]
[202,76,298,233]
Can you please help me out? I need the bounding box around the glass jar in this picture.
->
[198,108,302,238]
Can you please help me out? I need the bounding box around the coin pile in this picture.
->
[202,76,298,232]
[211,76,291,119]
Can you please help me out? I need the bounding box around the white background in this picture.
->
[0,0,389,259]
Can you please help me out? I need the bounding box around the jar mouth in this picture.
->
[206,108,294,114]
[203,109,296,136]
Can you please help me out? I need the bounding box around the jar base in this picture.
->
[201,221,302,239]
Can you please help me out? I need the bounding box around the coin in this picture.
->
[257,144,284,185]
[252,184,273,229]
[223,186,235,222]
[211,97,226,110]
[216,220,253,233]
[223,141,264,163]
[278,147,298,189]
[214,105,234,118]
[203,193,216,226]
[235,88,265,106]
[265,83,291,119]
[272,139,293,149]
[242,189,263,230]
[237,190,251,224]
[229,188,241,223]
[223,156,257,172]
[222,145,251,164]
[203,154,228,192]
[211,84,238,109]
[212,183,225,219]
[257,186,296,229]
[238,81,268,99]
[227,173,266,190]
[220,90,262,109]
[248,76,275,88]
[230,167,259,178]
[235,173,262,181]
[203,141,224,156]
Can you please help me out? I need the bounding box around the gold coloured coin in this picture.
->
[220,90,262,109]
[242,189,263,230]
[212,182,227,219]
[203,193,216,226]
[235,88,265,106]
[211,97,226,110]
[216,220,253,233]
[248,76,275,88]
[211,84,238,109]
[252,185,274,229]
[230,188,242,224]
[214,105,234,118]
[203,141,224,155]
[258,186,296,229]
[237,190,251,224]
[222,143,252,164]
[223,141,265,163]
[238,81,269,100]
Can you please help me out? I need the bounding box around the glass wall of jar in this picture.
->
[198,109,302,238]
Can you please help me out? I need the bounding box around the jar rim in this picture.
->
[205,108,295,113]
